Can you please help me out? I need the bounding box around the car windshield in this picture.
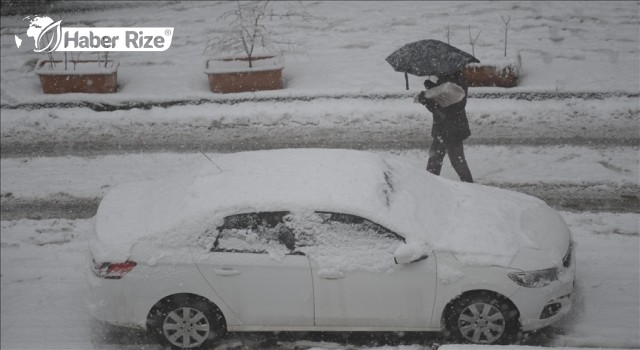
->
[376,157,454,243]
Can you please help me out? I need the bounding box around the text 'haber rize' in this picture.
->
[64,31,165,49]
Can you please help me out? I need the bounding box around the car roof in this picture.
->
[92,148,549,267]
[93,149,441,257]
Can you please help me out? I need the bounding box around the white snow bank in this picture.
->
[204,55,284,74]
[34,58,119,75]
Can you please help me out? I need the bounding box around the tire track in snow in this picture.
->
[2,95,637,158]
[2,134,638,159]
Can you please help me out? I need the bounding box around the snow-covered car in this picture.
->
[87,148,575,349]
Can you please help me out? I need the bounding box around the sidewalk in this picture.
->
[2,90,637,111]
[2,1,638,105]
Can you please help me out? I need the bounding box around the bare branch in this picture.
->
[68,51,82,71]
[444,25,452,44]
[44,32,55,68]
[501,15,511,57]
[468,25,481,57]
[205,1,319,67]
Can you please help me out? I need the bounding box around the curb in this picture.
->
[1,91,637,112]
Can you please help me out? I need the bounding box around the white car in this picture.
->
[88,149,575,349]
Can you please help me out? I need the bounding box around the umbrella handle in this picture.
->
[405,72,409,90]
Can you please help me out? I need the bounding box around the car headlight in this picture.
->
[562,241,574,268]
[508,267,559,288]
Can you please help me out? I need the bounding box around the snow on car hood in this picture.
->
[91,149,565,268]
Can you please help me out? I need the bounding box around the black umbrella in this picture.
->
[386,39,480,90]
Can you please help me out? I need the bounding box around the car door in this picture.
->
[293,212,437,329]
[196,212,314,327]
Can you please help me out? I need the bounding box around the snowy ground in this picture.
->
[1,1,639,103]
[1,212,638,349]
[1,147,638,220]
[1,96,638,158]
[1,1,639,350]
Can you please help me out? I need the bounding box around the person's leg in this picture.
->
[427,137,446,175]
[444,140,474,183]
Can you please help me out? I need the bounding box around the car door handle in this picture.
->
[320,275,344,280]
[213,268,240,276]
[318,269,345,280]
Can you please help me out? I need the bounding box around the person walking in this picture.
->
[416,69,474,183]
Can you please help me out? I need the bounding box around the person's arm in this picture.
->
[417,91,442,113]
[417,79,438,108]
[424,80,437,89]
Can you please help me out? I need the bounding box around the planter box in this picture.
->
[463,64,519,88]
[35,59,119,94]
[462,54,521,88]
[204,55,284,93]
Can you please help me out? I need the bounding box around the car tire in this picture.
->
[147,294,225,350]
[444,292,519,345]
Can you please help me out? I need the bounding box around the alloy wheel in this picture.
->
[457,302,506,343]
[163,306,211,348]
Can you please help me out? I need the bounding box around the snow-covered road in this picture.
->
[2,146,638,348]
[1,146,637,349]
[1,213,638,350]
[2,96,638,157]
[2,146,638,220]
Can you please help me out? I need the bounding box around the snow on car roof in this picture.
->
[92,148,547,266]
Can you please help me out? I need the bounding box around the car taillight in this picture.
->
[93,260,137,279]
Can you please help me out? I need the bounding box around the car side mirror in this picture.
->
[394,242,429,264]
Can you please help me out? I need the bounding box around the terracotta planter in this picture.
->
[204,55,284,93]
[35,59,119,94]
[463,52,522,88]
[463,63,519,88]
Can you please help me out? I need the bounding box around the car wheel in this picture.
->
[148,295,225,350]
[444,292,519,345]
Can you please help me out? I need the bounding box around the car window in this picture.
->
[287,211,405,272]
[212,212,296,255]
[317,212,405,243]
[211,211,403,272]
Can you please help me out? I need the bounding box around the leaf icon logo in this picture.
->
[34,20,62,52]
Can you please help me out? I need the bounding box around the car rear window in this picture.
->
[212,212,294,256]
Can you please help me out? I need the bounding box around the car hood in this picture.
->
[419,178,570,269]
[509,205,572,270]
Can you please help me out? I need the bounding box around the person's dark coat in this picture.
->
[418,71,471,142]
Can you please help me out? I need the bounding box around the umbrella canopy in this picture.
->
[385,39,480,89]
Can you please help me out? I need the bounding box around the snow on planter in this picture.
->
[34,59,119,94]
[204,55,284,93]
[463,51,522,88]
